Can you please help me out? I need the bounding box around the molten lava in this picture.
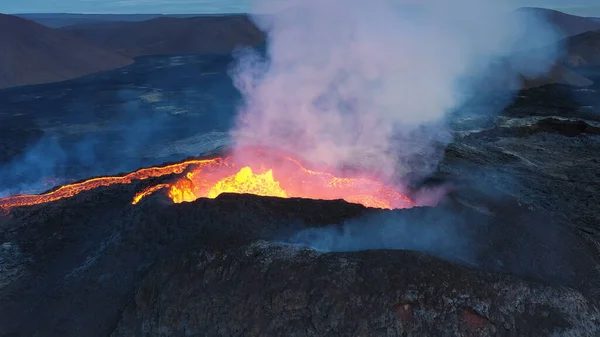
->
[207,167,288,199]
[0,150,414,212]
[133,152,414,209]
[0,159,215,211]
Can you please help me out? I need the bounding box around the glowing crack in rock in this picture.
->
[0,149,414,212]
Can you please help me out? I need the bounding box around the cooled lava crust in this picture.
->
[0,173,598,336]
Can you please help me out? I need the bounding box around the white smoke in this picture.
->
[230,0,560,180]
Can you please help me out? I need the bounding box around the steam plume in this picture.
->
[286,208,476,265]
[230,0,560,180]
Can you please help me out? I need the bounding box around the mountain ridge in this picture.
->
[0,13,133,89]
[58,15,265,58]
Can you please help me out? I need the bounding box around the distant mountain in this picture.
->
[518,7,600,39]
[508,8,600,88]
[59,15,266,58]
[16,13,202,28]
[519,27,600,87]
[518,28,600,88]
[0,14,133,89]
[561,29,600,67]
[3,9,598,91]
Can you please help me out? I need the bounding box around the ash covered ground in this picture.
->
[0,55,600,336]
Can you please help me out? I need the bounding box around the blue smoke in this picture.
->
[285,207,477,265]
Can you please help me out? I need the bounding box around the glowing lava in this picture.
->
[133,152,414,209]
[0,150,414,212]
[0,159,216,211]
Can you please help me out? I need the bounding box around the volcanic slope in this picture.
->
[0,14,133,89]
[0,182,598,336]
[0,149,414,212]
[2,94,600,335]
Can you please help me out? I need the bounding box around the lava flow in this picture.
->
[133,150,414,209]
[0,159,215,211]
[0,150,414,212]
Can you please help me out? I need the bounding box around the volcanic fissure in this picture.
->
[0,148,414,212]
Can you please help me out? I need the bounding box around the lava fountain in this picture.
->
[0,148,414,212]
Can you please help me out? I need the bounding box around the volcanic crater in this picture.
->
[0,146,415,213]
[1,133,600,336]
[1,41,600,337]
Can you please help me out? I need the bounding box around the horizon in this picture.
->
[9,7,600,17]
[3,0,600,17]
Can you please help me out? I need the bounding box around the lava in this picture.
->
[0,150,415,212]
[207,167,287,199]
[133,151,414,209]
[0,158,217,211]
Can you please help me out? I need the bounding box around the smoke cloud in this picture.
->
[230,0,561,180]
[231,0,569,280]
[285,207,476,265]
[0,56,239,196]
[283,200,592,288]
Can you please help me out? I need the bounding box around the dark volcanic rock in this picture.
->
[461,117,600,140]
[112,244,598,337]
[0,55,598,336]
[0,115,44,164]
[0,185,367,336]
[0,73,599,336]
[0,176,598,336]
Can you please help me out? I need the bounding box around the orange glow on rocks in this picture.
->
[0,159,216,212]
[0,148,414,212]
[133,150,414,209]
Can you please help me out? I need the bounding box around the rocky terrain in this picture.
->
[0,14,133,89]
[0,9,599,335]
[0,174,599,336]
[0,74,599,335]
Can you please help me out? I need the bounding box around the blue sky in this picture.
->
[3,0,600,16]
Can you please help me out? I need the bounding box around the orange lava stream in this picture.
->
[0,151,414,212]
[134,154,414,210]
[0,158,219,212]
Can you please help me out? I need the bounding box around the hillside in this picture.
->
[519,7,600,38]
[510,9,600,88]
[3,9,598,90]
[59,15,266,57]
[16,13,201,28]
[561,29,600,67]
[522,28,600,87]
[0,14,133,89]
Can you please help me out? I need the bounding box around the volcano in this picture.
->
[1,167,598,336]
[0,147,413,213]
[1,124,600,336]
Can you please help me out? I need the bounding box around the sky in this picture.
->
[2,0,600,17]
